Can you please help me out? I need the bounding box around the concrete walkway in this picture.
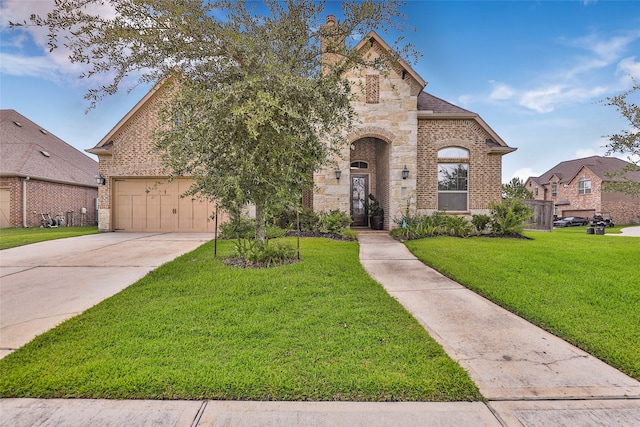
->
[1,231,639,426]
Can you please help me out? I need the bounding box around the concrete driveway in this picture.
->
[0,232,213,359]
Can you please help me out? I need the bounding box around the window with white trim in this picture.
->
[437,147,469,211]
[578,179,591,195]
[551,183,557,197]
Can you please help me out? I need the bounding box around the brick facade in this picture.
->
[416,119,502,213]
[94,87,168,230]
[0,176,97,228]
[92,27,512,231]
[527,164,640,224]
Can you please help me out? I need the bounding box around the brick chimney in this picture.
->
[320,15,344,70]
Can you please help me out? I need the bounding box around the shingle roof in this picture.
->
[531,155,640,184]
[417,91,474,114]
[0,109,98,187]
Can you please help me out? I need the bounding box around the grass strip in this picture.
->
[0,226,99,250]
[405,227,640,380]
[0,238,480,401]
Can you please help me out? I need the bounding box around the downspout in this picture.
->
[23,176,30,228]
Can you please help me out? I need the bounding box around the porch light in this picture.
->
[401,165,409,180]
[95,174,106,185]
[335,168,342,180]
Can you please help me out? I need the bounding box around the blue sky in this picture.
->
[2,0,639,182]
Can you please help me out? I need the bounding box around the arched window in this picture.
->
[437,147,469,211]
[350,161,369,169]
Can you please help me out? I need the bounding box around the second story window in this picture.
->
[551,183,557,197]
[578,179,591,195]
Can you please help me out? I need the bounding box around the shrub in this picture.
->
[230,238,296,267]
[391,211,472,240]
[318,209,352,233]
[471,214,491,234]
[488,198,533,235]
[219,216,255,239]
[276,206,319,232]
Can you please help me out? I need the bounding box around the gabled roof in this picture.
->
[0,109,98,187]
[354,30,427,90]
[87,77,168,155]
[417,92,515,154]
[530,155,640,185]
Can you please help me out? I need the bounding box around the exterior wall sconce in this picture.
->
[401,165,409,180]
[335,168,342,181]
[95,174,106,185]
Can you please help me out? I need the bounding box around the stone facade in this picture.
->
[314,31,509,228]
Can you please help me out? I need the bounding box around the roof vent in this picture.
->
[40,129,48,135]
[40,150,50,157]
[13,121,22,127]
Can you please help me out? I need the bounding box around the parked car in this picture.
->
[590,212,615,227]
[553,216,589,227]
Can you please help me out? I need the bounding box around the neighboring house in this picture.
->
[0,110,98,228]
[87,17,515,232]
[525,156,640,224]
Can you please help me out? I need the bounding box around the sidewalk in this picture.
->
[1,232,639,426]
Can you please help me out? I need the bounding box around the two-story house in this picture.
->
[525,156,640,224]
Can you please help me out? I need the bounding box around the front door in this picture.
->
[351,174,369,226]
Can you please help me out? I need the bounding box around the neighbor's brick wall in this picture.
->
[0,176,97,228]
[416,119,502,213]
[0,177,22,228]
[602,192,640,224]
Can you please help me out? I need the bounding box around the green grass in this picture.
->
[0,226,99,250]
[0,238,480,401]
[404,226,640,380]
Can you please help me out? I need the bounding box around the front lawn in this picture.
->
[405,227,640,380]
[0,238,480,401]
[0,226,99,250]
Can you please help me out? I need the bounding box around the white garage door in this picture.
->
[113,178,225,232]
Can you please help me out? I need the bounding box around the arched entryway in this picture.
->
[349,137,390,228]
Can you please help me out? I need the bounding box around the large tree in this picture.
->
[12,0,414,240]
[602,78,640,196]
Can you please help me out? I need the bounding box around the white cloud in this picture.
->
[0,0,117,83]
[0,51,61,81]
[488,81,515,101]
[511,167,541,181]
[618,57,640,80]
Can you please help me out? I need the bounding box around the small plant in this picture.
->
[219,215,255,239]
[339,228,359,241]
[488,198,533,235]
[230,238,296,267]
[471,214,491,234]
[318,209,352,234]
[368,194,384,217]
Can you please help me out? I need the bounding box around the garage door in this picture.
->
[113,178,225,232]
[561,209,595,218]
[0,188,10,228]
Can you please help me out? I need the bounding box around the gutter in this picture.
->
[23,176,29,228]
